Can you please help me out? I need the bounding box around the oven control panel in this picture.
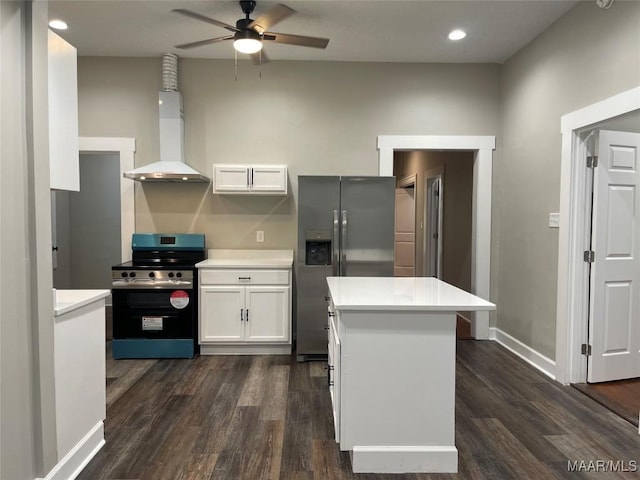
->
[111,270,193,288]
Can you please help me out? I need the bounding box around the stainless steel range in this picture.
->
[111,233,206,359]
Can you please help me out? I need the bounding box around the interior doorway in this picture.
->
[52,153,122,291]
[378,135,495,339]
[555,87,640,386]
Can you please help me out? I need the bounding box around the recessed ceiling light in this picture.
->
[448,29,466,41]
[49,19,68,30]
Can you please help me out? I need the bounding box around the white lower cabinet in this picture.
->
[328,304,341,443]
[199,268,292,354]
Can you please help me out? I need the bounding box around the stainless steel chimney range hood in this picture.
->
[124,55,210,183]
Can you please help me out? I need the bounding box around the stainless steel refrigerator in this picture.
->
[296,175,395,360]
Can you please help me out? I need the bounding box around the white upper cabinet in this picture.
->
[48,30,79,191]
[212,164,287,195]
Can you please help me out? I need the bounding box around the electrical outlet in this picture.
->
[549,213,560,228]
[256,230,264,243]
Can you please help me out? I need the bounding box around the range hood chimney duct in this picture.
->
[124,53,210,183]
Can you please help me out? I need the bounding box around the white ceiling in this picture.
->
[48,0,580,64]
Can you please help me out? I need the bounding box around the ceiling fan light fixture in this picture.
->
[233,30,263,54]
[448,29,467,41]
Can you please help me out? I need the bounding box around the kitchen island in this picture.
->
[326,277,495,474]
[53,289,109,478]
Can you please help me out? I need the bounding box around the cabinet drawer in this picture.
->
[200,269,289,285]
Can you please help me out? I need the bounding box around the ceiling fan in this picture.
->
[172,1,330,62]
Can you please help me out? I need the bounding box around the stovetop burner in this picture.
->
[114,233,206,269]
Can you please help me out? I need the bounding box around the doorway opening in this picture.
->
[555,87,640,387]
[378,135,495,340]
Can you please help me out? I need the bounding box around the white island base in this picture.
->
[326,277,496,474]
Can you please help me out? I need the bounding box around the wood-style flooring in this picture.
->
[574,379,640,428]
[78,341,640,480]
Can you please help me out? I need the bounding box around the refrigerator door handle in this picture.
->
[332,210,339,276]
[341,209,347,276]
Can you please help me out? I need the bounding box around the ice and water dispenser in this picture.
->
[304,230,332,266]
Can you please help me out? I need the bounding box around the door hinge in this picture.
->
[583,250,595,263]
[587,156,598,168]
[581,343,592,356]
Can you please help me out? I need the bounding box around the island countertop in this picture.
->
[54,289,110,317]
[196,249,293,269]
[327,276,495,312]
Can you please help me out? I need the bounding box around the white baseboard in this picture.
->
[200,344,291,355]
[490,327,556,380]
[37,421,105,480]
[350,445,458,473]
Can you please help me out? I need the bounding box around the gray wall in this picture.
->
[497,0,640,359]
[77,59,501,251]
[1,2,57,479]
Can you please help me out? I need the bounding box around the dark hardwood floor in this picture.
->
[78,341,640,480]
[573,379,640,428]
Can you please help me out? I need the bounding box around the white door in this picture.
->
[588,130,640,382]
[244,286,289,342]
[393,187,415,276]
[200,286,245,342]
[425,176,443,278]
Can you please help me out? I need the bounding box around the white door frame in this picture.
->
[378,135,495,340]
[555,86,640,385]
[78,137,136,262]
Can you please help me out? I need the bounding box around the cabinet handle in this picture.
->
[324,296,330,301]
[328,312,335,317]
[238,276,252,281]
[324,325,330,331]
[240,308,244,322]
[246,309,249,322]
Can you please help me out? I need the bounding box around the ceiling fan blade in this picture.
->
[250,49,270,65]
[175,35,233,50]
[249,3,295,34]
[172,9,238,33]
[263,32,329,49]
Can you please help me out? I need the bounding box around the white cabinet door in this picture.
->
[48,30,79,191]
[212,164,287,194]
[244,286,290,342]
[329,314,341,443]
[200,286,244,342]
[250,166,288,194]
[213,165,251,192]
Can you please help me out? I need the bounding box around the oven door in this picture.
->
[112,288,195,339]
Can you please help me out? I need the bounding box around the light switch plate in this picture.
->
[256,230,264,243]
[549,213,560,228]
